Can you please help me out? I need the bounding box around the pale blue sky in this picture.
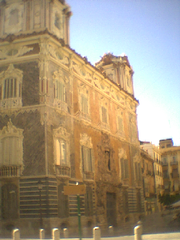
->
[67,0,180,146]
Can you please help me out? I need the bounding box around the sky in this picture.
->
[67,0,180,147]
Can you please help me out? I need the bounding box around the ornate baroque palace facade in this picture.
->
[0,0,143,236]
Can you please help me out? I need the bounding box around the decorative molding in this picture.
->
[0,118,23,137]
[0,45,34,60]
[118,148,127,159]
[80,133,93,148]
[53,126,70,140]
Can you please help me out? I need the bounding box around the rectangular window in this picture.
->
[3,78,17,99]
[121,159,129,179]
[81,146,92,172]
[101,106,107,123]
[56,139,67,165]
[55,81,66,102]
[117,116,123,132]
[81,94,88,114]
[135,162,141,181]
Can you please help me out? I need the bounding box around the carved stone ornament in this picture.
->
[53,126,70,140]
[118,148,127,159]
[0,119,23,138]
[0,46,34,60]
[53,68,69,84]
[0,64,23,84]
[78,82,89,95]
[80,133,93,148]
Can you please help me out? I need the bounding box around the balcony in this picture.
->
[0,165,21,177]
[55,165,70,177]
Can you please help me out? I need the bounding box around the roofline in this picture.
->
[0,30,139,104]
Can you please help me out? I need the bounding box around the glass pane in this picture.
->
[60,140,66,165]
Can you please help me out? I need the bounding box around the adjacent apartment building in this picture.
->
[140,148,156,215]
[0,0,144,236]
[140,142,163,211]
[160,139,180,194]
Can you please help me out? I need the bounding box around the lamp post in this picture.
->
[38,180,43,229]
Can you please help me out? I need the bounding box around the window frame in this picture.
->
[53,127,70,168]
[0,64,23,109]
[0,119,24,175]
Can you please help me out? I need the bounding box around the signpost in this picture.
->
[64,184,86,240]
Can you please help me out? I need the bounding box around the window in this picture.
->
[118,148,128,181]
[80,133,94,179]
[79,84,90,120]
[54,81,66,102]
[53,69,68,110]
[55,13,61,29]
[117,110,124,134]
[121,159,129,179]
[0,119,23,176]
[81,94,88,115]
[135,162,141,181]
[53,127,70,171]
[81,146,92,172]
[129,114,138,143]
[0,64,23,109]
[55,139,67,165]
[101,106,107,124]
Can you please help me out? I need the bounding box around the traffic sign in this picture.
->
[64,185,86,195]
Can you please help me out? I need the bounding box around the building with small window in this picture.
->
[0,0,144,237]
[160,139,180,194]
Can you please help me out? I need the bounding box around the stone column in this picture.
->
[13,229,20,240]
[63,228,68,238]
[52,228,60,240]
[40,229,45,239]
[93,227,101,240]
[134,225,142,240]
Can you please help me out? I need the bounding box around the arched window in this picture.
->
[53,127,70,177]
[53,69,68,111]
[0,119,23,177]
[0,64,23,109]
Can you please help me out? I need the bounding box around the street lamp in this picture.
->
[37,180,43,229]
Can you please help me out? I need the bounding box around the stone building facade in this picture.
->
[160,139,180,194]
[0,0,144,237]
